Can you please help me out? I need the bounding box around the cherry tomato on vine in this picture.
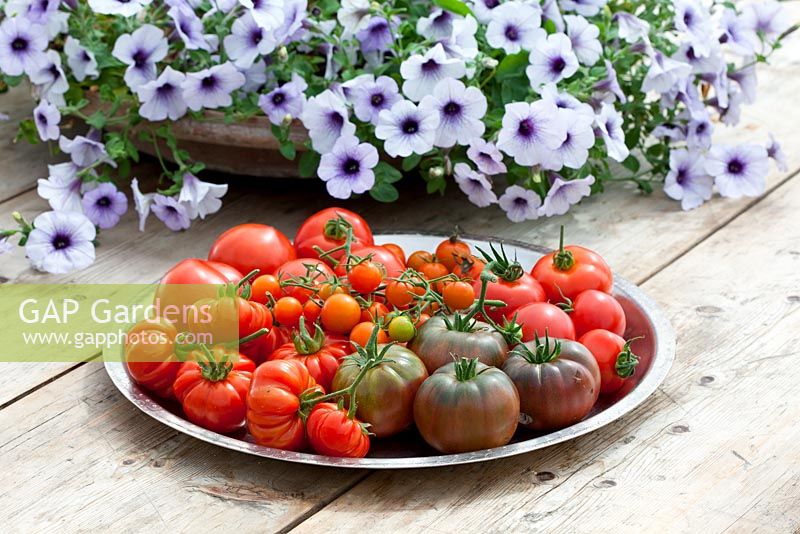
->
[348,261,384,294]
[532,226,613,302]
[277,258,335,303]
[273,296,303,328]
[321,293,362,334]
[578,329,640,395]
[294,207,374,263]
[317,281,344,301]
[251,274,281,304]
[407,250,434,271]
[350,321,389,349]
[514,302,576,341]
[362,302,389,323]
[442,281,475,310]
[345,245,405,278]
[208,224,295,276]
[435,233,471,271]
[306,403,370,458]
[303,299,322,323]
[569,290,626,338]
[385,280,422,308]
[387,315,416,342]
[382,243,406,266]
[419,261,449,282]
[474,245,546,322]
[452,254,486,282]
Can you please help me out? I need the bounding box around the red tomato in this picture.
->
[277,258,335,303]
[348,261,384,294]
[241,325,290,364]
[209,224,295,276]
[385,280,422,308]
[347,245,405,278]
[578,329,640,394]
[269,321,348,391]
[349,321,389,349]
[303,300,322,323]
[306,403,370,458]
[125,318,181,399]
[452,254,485,282]
[247,359,323,450]
[435,234,471,271]
[442,281,475,310]
[419,261,449,281]
[569,290,626,338]
[251,274,281,304]
[273,296,303,328]
[382,243,406,266]
[532,228,612,302]
[514,302,576,341]
[406,250,434,271]
[474,272,546,323]
[294,207,374,263]
[361,301,389,323]
[173,348,254,433]
[320,293,362,334]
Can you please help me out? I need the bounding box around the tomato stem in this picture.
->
[553,225,575,271]
[615,336,643,378]
[515,330,562,364]
[197,345,234,382]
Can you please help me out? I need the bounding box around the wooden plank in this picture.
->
[288,171,800,533]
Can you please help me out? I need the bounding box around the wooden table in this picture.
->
[1,14,799,530]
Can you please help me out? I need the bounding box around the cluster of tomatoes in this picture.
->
[124,207,641,458]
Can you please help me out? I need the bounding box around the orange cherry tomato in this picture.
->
[317,281,344,301]
[452,254,486,282]
[435,234,471,271]
[385,280,422,308]
[419,261,449,281]
[273,296,303,328]
[321,293,362,334]
[382,243,406,266]
[407,250,434,271]
[251,274,281,304]
[442,281,476,310]
[361,302,389,323]
[348,261,384,294]
[303,299,322,323]
[349,321,389,349]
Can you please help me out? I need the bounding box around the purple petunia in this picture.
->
[375,100,440,158]
[499,185,541,222]
[300,90,356,153]
[419,78,487,148]
[416,9,455,41]
[25,210,96,274]
[152,194,191,231]
[718,8,759,56]
[241,0,285,32]
[0,18,47,76]
[467,139,507,176]
[182,62,245,111]
[497,100,567,167]
[88,0,151,17]
[564,15,601,66]
[663,149,713,211]
[593,60,626,103]
[178,173,228,220]
[350,75,401,125]
[33,99,60,141]
[540,174,595,216]
[547,109,595,171]
[705,144,769,198]
[169,3,213,52]
[453,163,497,207]
[259,73,307,124]
[469,0,501,24]
[642,51,692,94]
[399,44,466,102]
[356,16,396,55]
[223,13,277,69]
[766,133,788,172]
[136,66,187,121]
[64,37,98,82]
[81,182,128,229]
[37,162,83,212]
[28,50,68,105]
[317,135,379,199]
[485,2,544,54]
[112,24,168,92]
[59,132,115,168]
[595,103,629,162]
[560,0,606,17]
[527,33,579,90]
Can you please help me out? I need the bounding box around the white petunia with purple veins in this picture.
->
[718,8,759,56]
[419,78,487,148]
[441,15,479,61]
[88,0,151,17]
[37,162,83,212]
[742,0,790,52]
[64,37,98,81]
[375,100,440,158]
[350,75,401,125]
[300,89,356,153]
[337,0,371,38]
[152,194,191,231]
[59,132,115,168]
[546,109,595,170]
[223,13,277,69]
[496,100,567,167]
[240,0,285,31]
[182,62,246,111]
[527,33,579,90]
[0,18,47,77]
[540,174,595,216]
[112,24,168,92]
[178,173,228,220]
[485,2,544,54]
[28,50,68,105]
[673,0,713,55]
[137,66,187,121]
[467,139,507,176]
[469,0,501,24]
[539,83,595,118]
[357,16,396,54]
[81,182,128,229]
[593,60,626,103]
[499,185,541,222]
[169,4,214,52]
[131,178,154,232]
[614,12,651,44]
[453,163,497,207]
[595,103,629,162]
[33,99,60,141]
[259,73,307,124]
[642,51,692,94]
[25,211,96,274]
[686,111,713,150]
[564,15,601,66]
[417,9,455,41]
[317,135,379,199]
[705,144,770,198]
[559,0,606,17]
[399,44,466,102]
[663,148,713,211]
[766,133,788,172]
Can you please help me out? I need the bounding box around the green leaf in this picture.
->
[370,181,399,203]
[86,111,107,130]
[279,141,296,160]
[426,175,446,195]
[299,150,321,178]
[543,19,557,34]
[622,155,640,173]
[375,161,402,183]
[15,119,39,145]
[402,154,421,172]
[433,0,473,17]
[496,52,528,81]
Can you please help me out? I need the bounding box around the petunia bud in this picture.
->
[481,57,499,69]
[429,166,444,179]
[277,46,288,61]
[282,114,293,126]
[370,1,380,10]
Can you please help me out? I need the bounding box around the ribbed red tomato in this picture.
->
[294,207,374,263]
[268,320,348,391]
[306,403,370,458]
[208,223,295,275]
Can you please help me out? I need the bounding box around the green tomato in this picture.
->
[387,315,416,342]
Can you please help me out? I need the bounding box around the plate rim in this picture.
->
[104,231,676,469]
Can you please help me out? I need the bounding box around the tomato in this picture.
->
[435,233,471,271]
[346,245,405,278]
[269,320,347,391]
[320,293,362,334]
[387,315,416,342]
[514,302,576,341]
[209,223,296,276]
[191,284,272,343]
[415,312,431,327]
[294,207,374,263]
[173,347,254,434]
[475,247,546,322]
[240,325,290,364]
[125,318,181,399]
[569,290,626,338]
[306,403,370,457]
[385,280,422,308]
[414,358,519,454]
[348,261,383,294]
[251,274,281,304]
[407,250,434,271]
[452,254,485,282]
[442,281,475,310]
[349,321,389,349]
[317,281,344,300]
[361,301,389,323]
[408,315,508,373]
[276,258,335,303]
[531,227,613,302]
[578,329,640,395]
[419,260,449,281]
[273,296,303,328]
[247,359,323,450]
[382,243,406,266]
[503,336,600,431]
[332,344,428,438]
[303,299,322,323]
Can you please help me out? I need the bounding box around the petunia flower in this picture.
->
[539,174,595,216]
[25,211,96,274]
[136,66,187,122]
[469,0,501,24]
[33,99,60,141]
[300,89,356,153]
[356,16,396,55]
[546,109,595,171]
[274,0,307,44]
[239,0,285,31]
[613,12,650,45]
[496,100,567,167]
[112,24,169,92]
[375,100,440,158]
[527,33,579,90]
[88,0,151,17]
[718,8,759,56]
[317,135,379,199]
[673,42,723,76]
[564,15,601,66]
[741,0,790,52]
[728,63,757,104]
[182,62,245,111]
[259,73,307,124]
[178,172,228,220]
[59,133,115,168]
[539,83,594,118]
[64,37,98,81]
[223,13,277,69]
[37,162,83,212]
[467,139,507,176]
[705,144,769,198]
[28,50,68,105]
[416,9,455,41]
[642,51,692,94]
[559,0,606,17]
[499,185,541,222]
[453,163,497,207]
[81,182,128,229]
[686,111,713,150]
[541,0,565,33]
[485,2,545,54]
[399,43,466,102]
[672,0,713,56]
[131,178,154,232]
[419,78,487,148]
[663,149,713,211]
[169,3,214,52]
[766,133,788,173]
[350,75,401,125]
[337,0,371,38]
[593,60,626,103]
[241,58,269,93]
[152,194,191,231]
[440,15,479,61]
[595,103,629,163]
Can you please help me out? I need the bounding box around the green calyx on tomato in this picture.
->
[452,357,484,382]
[196,344,235,382]
[292,317,327,355]
[615,337,642,378]
[552,225,576,272]
[323,215,352,241]
[477,242,524,282]
[514,330,562,364]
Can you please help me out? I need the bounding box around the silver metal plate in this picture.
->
[104,232,676,469]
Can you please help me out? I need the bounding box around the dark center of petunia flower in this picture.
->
[132,49,148,68]
[36,112,47,125]
[51,232,72,250]
[727,158,744,175]
[563,132,572,145]
[271,91,285,105]
[329,111,344,129]
[695,122,707,134]
[513,197,528,206]
[157,82,174,96]
[504,25,519,42]
[517,118,535,138]
[201,75,217,89]
[685,46,697,62]
[97,196,112,208]
[11,37,27,51]
[676,168,687,185]
[250,29,263,46]
[402,118,419,134]
[550,56,566,74]
[342,157,360,175]
[421,58,439,73]
[81,50,91,62]
[443,101,462,116]
[180,21,192,36]
[485,0,499,7]
[683,11,693,27]
[370,92,384,107]
[370,21,388,35]
[48,64,59,78]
